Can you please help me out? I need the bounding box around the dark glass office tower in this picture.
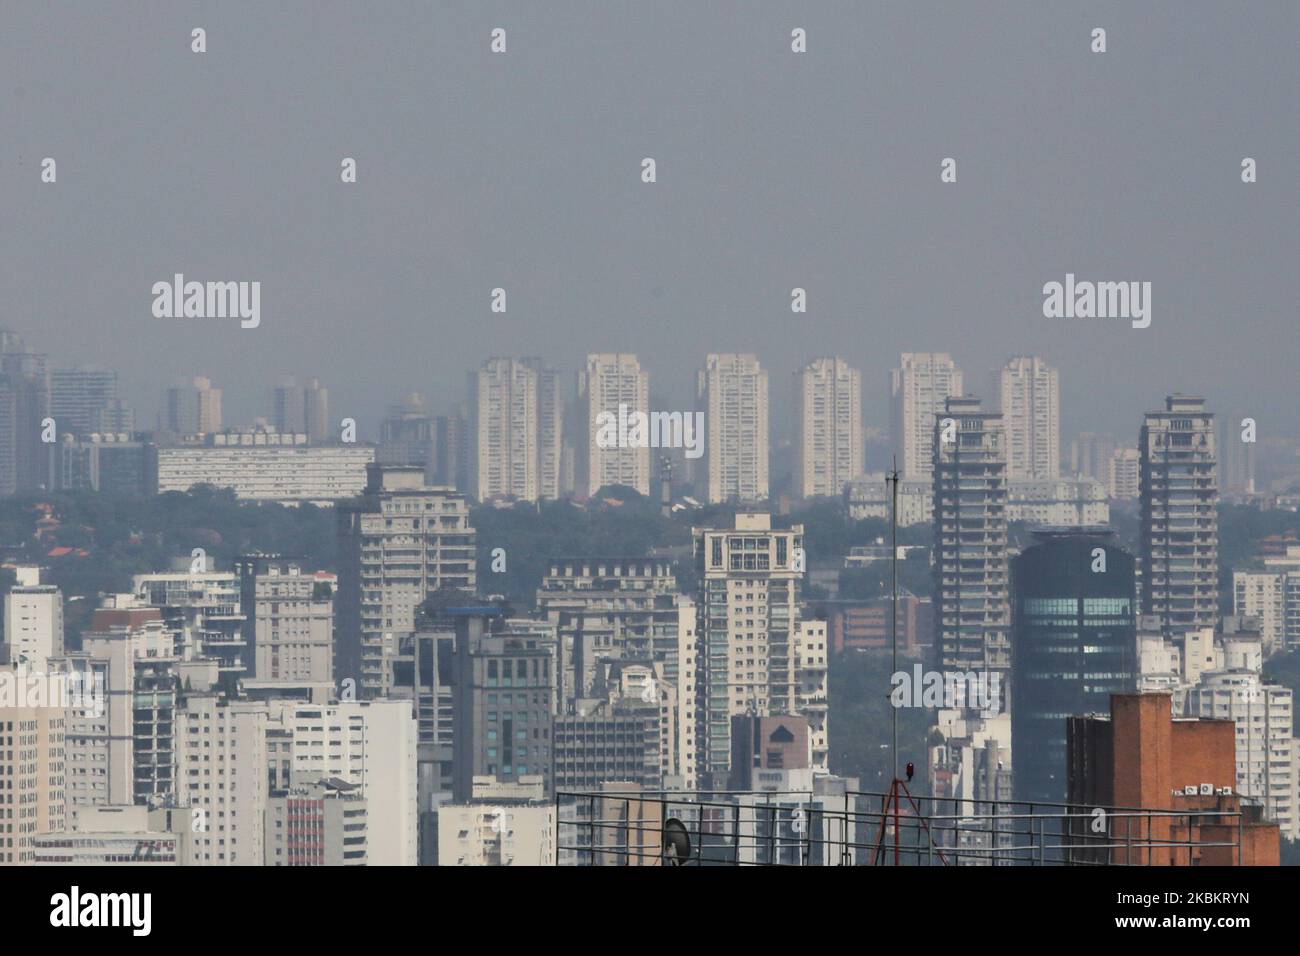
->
[1011,527,1136,805]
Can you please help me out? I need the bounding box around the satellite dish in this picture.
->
[662,818,691,866]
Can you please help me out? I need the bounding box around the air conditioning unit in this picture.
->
[1183,785,1198,795]
[1200,783,1214,795]
[1218,786,1234,796]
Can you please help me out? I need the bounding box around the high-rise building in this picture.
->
[175,694,268,866]
[697,353,768,503]
[304,377,330,444]
[693,513,803,778]
[335,464,476,698]
[998,356,1059,480]
[1139,395,1218,639]
[1069,432,1118,483]
[1010,529,1137,804]
[0,669,66,866]
[891,352,962,480]
[0,331,50,495]
[1108,446,1141,499]
[49,366,127,438]
[52,602,178,809]
[580,353,650,496]
[451,613,558,800]
[270,699,417,866]
[235,555,333,683]
[932,395,1010,675]
[1186,672,1297,839]
[3,566,63,672]
[472,357,562,502]
[379,393,434,478]
[794,356,862,499]
[159,376,222,435]
[50,433,156,496]
[272,378,306,437]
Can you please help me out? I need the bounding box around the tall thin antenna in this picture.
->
[887,456,899,783]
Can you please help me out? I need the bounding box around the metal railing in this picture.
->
[554,788,1248,866]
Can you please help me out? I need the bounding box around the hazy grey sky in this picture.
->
[4,1,1296,451]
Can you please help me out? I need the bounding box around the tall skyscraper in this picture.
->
[932,395,1010,674]
[159,376,222,436]
[794,356,862,498]
[891,352,963,479]
[472,357,562,502]
[998,356,1060,480]
[49,366,129,438]
[697,353,769,503]
[580,353,650,496]
[336,464,477,698]
[1139,395,1218,639]
[1010,529,1137,804]
[303,377,330,443]
[0,331,50,495]
[692,513,803,778]
[1069,432,1117,482]
[272,377,330,443]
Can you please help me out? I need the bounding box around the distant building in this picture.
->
[1140,395,1218,639]
[891,352,962,480]
[335,464,476,699]
[698,353,769,503]
[159,376,222,436]
[49,366,130,437]
[844,474,932,525]
[1010,528,1137,804]
[933,395,1010,676]
[155,432,374,504]
[471,357,562,502]
[998,356,1060,480]
[272,377,330,444]
[50,433,156,496]
[1107,446,1140,499]
[1007,477,1109,526]
[580,353,650,496]
[795,357,862,499]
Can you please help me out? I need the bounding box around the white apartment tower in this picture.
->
[1140,395,1218,639]
[271,699,418,866]
[175,696,268,866]
[933,396,1010,675]
[998,356,1060,480]
[0,675,65,866]
[472,357,562,502]
[693,513,803,776]
[4,566,63,672]
[336,464,477,698]
[698,353,769,503]
[891,353,963,479]
[795,357,862,498]
[581,353,651,496]
[1186,672,1297,840]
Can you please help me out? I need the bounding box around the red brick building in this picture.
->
[1067,692,1279,865]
